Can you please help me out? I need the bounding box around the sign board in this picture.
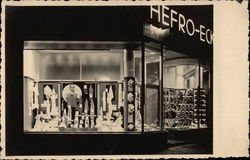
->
[125,77,136,131]
[149,5,213,45]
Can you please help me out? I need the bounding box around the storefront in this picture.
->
[5,5,213,155]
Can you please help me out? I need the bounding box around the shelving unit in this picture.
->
[194,89,208,128]
[163,88,208,129]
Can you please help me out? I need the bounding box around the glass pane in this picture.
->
[23,49,125,133]
[133,50,142,132]
[144,48,161,132]
[163,50,200,129]
[39,51,81,80]
[81,51,123,81]
[23,50,39,80]
[199,65,210,128]
[134,51,142,83]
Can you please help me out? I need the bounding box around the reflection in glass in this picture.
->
[144,50,161,131]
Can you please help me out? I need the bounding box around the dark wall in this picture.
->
[6,6,148,41]
[5,6,150,155]
[167,5,213,62]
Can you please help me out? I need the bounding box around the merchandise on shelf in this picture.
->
[28,82,127,132]
[163,88,208,129]
[194,89,208,128]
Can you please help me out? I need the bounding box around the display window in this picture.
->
[24,47,127,132]
[23,42,145,133]
[162,50,210,129]
[23,41,211,133]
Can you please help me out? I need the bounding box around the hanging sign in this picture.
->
[150,5,213,45]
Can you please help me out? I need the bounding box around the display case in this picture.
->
[162,51,211,129]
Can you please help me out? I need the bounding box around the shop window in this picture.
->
[23,48,126,132]
[39,51,81,80]
[81,51,123,81]
[163,50,210,129]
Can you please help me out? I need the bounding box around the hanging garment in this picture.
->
[107,86,114,105]
[32,83,39,110]
[50,89,58,116]
[107,86,114,115]
[90,99,95,119]
[83,85,88,95]
[89,85,94,98]
[102,90,107,112]
[118,84,122,109]
[66,92,78,107]
[43,85,52,116]
[28,81,34,116]
[99,106,103,120]
[84,98,89,114]
[79,95,83,115]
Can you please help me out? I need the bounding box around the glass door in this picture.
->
[143,41,162,132]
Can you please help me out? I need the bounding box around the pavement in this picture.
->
[155,129,213,154]
[157,139,212,154]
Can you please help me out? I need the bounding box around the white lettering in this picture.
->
[199,25,206,42]
[150,6,213,45]
[150,6,161,23]
[206,29,213,44]
[186,19,195,36]
[162,6,170,26]
[170,9,178,28]
[178,13,186,33]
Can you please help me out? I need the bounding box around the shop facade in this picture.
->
[5,5,213,155]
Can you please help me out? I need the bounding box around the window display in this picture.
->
[23,41,211,133]
[162,53,210,129]
[24,47,144,132]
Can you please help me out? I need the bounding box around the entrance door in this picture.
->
[143,41,162,132]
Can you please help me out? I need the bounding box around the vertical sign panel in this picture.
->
[125,77,136,131]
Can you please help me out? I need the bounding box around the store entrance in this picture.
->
[143,41,162,132]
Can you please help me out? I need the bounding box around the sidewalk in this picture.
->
[157,139,212,154]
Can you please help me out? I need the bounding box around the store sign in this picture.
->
[125,77,136,131]
[150,6,213,45]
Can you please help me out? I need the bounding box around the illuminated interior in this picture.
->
[23,41,210,132]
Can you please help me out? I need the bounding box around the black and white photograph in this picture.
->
[1,1,248,159]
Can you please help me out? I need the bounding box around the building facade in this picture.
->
[5,5,213,155]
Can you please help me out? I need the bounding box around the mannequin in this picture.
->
[65,84,82,120]
[50,89,58,116]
